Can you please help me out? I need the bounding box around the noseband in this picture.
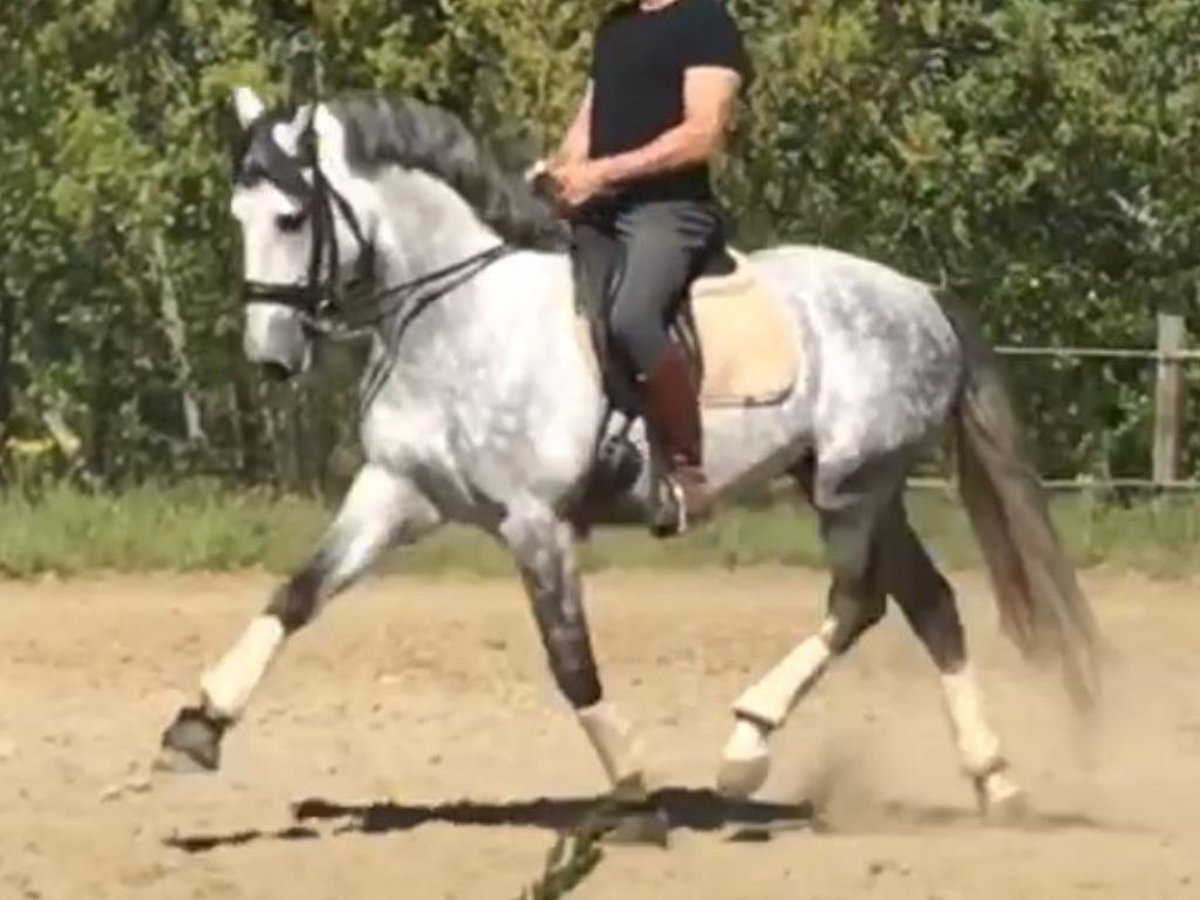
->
[238,107,511,340]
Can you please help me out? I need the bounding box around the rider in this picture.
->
[549,0,748,528]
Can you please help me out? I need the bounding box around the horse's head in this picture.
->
[228,87,568,378]
[229,86,372,379]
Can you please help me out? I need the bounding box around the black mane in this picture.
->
[328,93,567,251]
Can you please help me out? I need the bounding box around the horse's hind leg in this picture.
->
[500,501,646,797]
[718,453,897,797]
[157,464,439,772]
[883,500,1024,816]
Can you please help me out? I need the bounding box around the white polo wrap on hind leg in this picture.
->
[940,663,1004,776]
[200,615,285,721]
[941,665,1024,810]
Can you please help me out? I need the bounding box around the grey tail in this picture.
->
[943,300,1101,712]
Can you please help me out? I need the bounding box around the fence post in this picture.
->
[1153,312,1187,488]
[0,280,13,468]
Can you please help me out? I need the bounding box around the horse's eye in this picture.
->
[276,211,306,233]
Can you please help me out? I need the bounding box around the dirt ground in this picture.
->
[1,567,1198,900]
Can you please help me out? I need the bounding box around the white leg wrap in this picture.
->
[941,663,1004,777]
[200,616,285,721]
[716,716,772,798]
[731,634,832,729]
[577,701,644,790]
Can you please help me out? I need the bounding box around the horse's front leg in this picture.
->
[500,504,646,798]
[157,464,440,772]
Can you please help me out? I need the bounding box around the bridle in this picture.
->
[238,104,513,343]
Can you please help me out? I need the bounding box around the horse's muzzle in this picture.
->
[243,301,311,377]
[259,360,296,382]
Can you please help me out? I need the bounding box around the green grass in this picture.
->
[2,480,1200,578]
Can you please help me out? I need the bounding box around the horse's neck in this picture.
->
[364,242,572,380]
[366,169,574,363]
[372,168,502,286]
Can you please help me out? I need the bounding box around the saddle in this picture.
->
[572,239,800,413]
[564,236,802,536]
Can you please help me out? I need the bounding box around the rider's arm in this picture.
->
[550,83,594,167]
[592,67,740,186]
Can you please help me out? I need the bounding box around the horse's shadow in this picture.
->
[164,787,817,854]
[874,800,1111,832]
[164,787,1124,855]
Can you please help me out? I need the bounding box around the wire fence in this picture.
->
[910,314,1197,492]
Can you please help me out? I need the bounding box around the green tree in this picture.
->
[0,0,1196,488]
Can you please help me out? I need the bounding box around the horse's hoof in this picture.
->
[154,745,213,775]
[602,807,670,847]
[717,716,771,798]
[975,771,1029,825]
[717,754,770,799]
[578,791,670,848]
[984,789,1031,826]
[156,705,227,774]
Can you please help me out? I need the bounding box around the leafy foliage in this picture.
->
[1,0,1196,486]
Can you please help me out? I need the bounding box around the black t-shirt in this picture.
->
[589,0,747,203]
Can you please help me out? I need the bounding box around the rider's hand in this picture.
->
[550,160,610,210]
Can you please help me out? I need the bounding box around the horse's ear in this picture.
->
[233,86,266,129]
[271,103,316,157]
[289,102,316,136]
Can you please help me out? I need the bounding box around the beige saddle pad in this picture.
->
[571,248,800,407]
[685,249,799,407]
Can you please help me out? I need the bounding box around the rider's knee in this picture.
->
[608,302,664,371]
[608,296,644,341]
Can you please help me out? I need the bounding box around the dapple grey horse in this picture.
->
[159,87,1098,818]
